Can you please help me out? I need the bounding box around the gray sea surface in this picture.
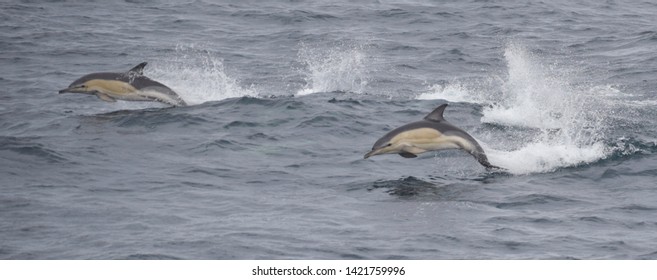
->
[2,0,657,259]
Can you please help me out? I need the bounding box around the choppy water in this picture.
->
[2,0,657,259]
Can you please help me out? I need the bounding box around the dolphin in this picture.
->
[58,62,187,106]
[364,104,500,169]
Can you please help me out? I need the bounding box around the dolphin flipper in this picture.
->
[96,92,116,102]
[399,152,417,158]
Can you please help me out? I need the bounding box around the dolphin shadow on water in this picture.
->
[364,103,503,170]
[366,173,504,199]
[368,176,440,197]
[59,62,187,107]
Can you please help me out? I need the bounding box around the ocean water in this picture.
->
[2,0,657,259]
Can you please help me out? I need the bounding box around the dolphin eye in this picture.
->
[386,143,392,147]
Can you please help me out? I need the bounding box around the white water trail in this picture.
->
[419,43,618,174]
[149,45,257,105]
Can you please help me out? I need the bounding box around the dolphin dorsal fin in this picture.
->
[127,62,147,75]
[423,104,448,122]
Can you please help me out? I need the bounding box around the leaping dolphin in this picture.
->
[364,104,499,169]
[59,62,187,106]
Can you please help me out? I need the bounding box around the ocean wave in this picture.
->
[0,136,69,164]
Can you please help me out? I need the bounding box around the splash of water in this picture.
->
[484,44,581,129]
[296,42,369,95]
[149,45,257,105]
[486,43,615,174]
[419,43,618,174]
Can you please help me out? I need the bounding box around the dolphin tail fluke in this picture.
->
[168,95,187,107]
[477,156,505,171]
[470,150,505,171]
[172,100,187,107]
[157,96,187,107]
[480,160,504,171]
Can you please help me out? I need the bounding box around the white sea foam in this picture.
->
[149,45,257,105]
[296,42,369,95]
[486,142,609,174]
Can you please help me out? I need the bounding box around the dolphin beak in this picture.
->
[59,86,88,94]
[363,149,378,159]
[58,87,72,94]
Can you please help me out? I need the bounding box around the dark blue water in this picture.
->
[2,0,657,259]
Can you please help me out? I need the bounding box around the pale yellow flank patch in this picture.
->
[389,127,475,155]
[390,128,443,145]
[86,79,137,96]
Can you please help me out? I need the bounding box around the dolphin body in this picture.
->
[59,62,186,106]
[364,104,499,169]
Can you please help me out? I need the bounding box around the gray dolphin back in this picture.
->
[67,72,121,88]
[424,104,498,169]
